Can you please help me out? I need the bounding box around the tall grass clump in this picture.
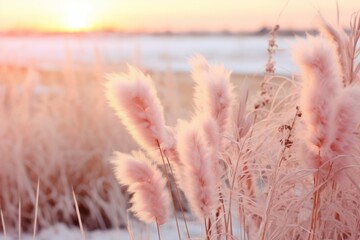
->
[106,13,360,240]
[0,62,142,235]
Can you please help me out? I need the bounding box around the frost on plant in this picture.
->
[105,16,360,240]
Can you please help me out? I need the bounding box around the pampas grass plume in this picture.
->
[189,55,234,139]
[112,151,170,225]
[198,115,222,186]
[235,80,254,139]
[104,66,169,155]
[331,86,360,154]
[318,15,349,84]
[330,86,360,180]
[200,115,220,153]
[176,119,217,220]
[292,36,341,168]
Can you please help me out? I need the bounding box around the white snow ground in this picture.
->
[0,34,296,75]
[0,216,205,240]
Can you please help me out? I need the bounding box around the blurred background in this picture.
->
[0,0,358,75]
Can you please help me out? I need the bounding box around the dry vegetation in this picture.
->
[0,65,136,233]
[0,12,359,240]
[106,14,360,240]
[0,62,260,236]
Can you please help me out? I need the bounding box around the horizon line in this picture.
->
[0,27,321,37]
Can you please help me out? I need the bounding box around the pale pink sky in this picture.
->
[0,0,358,32]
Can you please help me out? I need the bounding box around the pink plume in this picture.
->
[200,115,220,152]
[234,80,254,139]
[189,55,234,141]
[176,119,217,219]
[317,15,350,85]
[112,151,170,225]
[198,115,222,186]
[329,87,360,180]
[104,66,175,163]
[292,36,341,168]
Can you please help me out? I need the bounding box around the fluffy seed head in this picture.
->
[112,151,170,225]
[104,66,169,158]
[176,119,217,219]
[189,55,234,141]
[329,87,360,181]
[292,36,341,167]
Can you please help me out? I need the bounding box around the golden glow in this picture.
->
[0,0,358,33]
[59,2,94,32]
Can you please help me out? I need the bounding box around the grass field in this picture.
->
[0,11,359,240]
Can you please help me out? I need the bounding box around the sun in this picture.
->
[64,10,91,31]
[60,2,94,32]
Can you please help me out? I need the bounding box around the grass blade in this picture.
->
[72,188,86,240]
[33,179,40,240]
[1,209,6,240]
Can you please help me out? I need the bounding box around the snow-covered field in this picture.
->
[0,217,205,240]
[0,34,296,75]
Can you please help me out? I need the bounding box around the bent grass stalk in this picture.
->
[156,218,162,240]
[225,136,254,236]
[308,154,334,240]
[163,153,191,239]
[207,218,212,239]
[32,179,40,240]
[72,188,86,240]
[126,213,135,240]
[260,108,300,240]
[156,140,182,240]
[1,209,6,240]
[308,168,321,240]
[204,218,211,240]
[18,199,21,240]
[215,188,227,240]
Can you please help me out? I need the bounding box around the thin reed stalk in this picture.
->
[163,153,191,239]
[225,149,245,234]
[208,218,213,239]
[215,189,227,240]
[226,137,256,237]
[156,219,162,240]
[18,199,21,240]
[259,107,300,240]
[32,179,40,240]
[72,188,86,240]
[308,170,321,240]
[204,218,211,240]
[1,209,6,240]
[126,213,135,240]
[156,141,182,240]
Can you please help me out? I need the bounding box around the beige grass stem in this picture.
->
[156,140,182,240]
[226,139,254,235]
[126,212,135,240]
[18,199,21,240]
[204,218,211,240]
[163,153,191,239]
[72,188,86,240]
[308,170,321,240]
[156,219,162,240]
[32,179,40,240]
[1,209,6,240]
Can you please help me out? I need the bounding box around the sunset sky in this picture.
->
[0,0,358,33]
